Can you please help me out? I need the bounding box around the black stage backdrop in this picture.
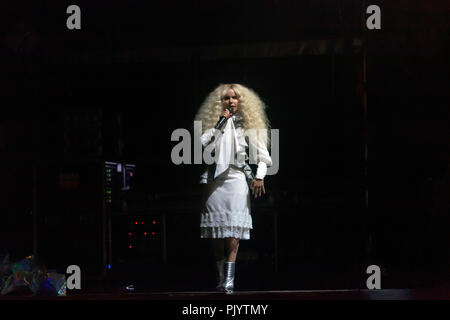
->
[0,0,448,292]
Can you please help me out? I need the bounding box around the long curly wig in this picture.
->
[195,83,270,135]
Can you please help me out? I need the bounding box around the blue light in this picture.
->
[108,264,111,269]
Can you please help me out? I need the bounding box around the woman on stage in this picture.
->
[194,83,272,293]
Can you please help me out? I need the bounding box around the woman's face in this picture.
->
[222,88,239,113]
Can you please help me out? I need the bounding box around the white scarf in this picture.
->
[213,116,243,179]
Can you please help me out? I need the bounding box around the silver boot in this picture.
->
[220,261,235,293]
[215,259,224,291]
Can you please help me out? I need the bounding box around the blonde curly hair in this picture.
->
[195,84,270,135]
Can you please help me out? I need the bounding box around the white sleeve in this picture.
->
[255,162,268,180]
[200,128,219,148]
[249,129,272,180]
[199,167,208,184]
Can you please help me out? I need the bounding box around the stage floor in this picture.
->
[1,288,449,300]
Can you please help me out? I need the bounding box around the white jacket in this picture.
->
[199,114,272,184]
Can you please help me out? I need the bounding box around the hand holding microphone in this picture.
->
[221,108,233,119]
[214,106,235,129]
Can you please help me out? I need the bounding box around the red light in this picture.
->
[153,220,156,224]
[129,245,132,249]
[134,221,138,225]
[152,232,155,235]
[141,221,144,225]
[144,232,147,236]
[130,172,133,177]
[128,233,132,236]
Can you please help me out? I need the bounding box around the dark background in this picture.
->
[0,0,448,291]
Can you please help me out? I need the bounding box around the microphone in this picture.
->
[214,106,234,129]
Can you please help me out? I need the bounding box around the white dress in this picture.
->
[198,114,272,240]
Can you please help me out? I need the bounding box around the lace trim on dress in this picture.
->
[200,226,251,240]
[200,210,253,228]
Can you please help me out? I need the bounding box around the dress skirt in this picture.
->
[200,165,252,240]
